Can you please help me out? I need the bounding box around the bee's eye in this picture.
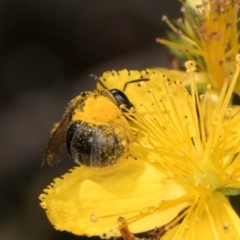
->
[109,89,134,110]
[66,121,130,167]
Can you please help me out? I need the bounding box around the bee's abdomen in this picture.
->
[66,121,130,167]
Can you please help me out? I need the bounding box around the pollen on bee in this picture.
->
[89,214,98,223]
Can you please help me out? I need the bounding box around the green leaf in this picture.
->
[220,188,240,196]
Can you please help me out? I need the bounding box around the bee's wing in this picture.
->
[41,110,73,166]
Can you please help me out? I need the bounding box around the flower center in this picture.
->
[193,161,221,191]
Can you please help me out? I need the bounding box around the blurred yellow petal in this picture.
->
[39,159,185,237]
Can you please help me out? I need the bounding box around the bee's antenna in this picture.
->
[123,78,150,91]
[90,74,107,90]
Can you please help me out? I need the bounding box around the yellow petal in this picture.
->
[98,68,207,91]
[98,69,207,117]
[153,68,208,87]
[39,159,185,237]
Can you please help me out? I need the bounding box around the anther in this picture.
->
[236,54,240,63]
[162,15,168,21]
[177,29,183,35]
[148,89,153,93]
[184,60,197,72]
[180,6,185,12]
[161,74,166,79]
[139,81,147,87]
[100,233,108,239]
[207,84,212,90]
[223,223,229,232]
[177,18,182,23]
[176,80,181,84]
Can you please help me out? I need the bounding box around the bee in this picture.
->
[42,76,149,168]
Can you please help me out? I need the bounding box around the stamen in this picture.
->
[184,60,204,152]
[161,15,200,47]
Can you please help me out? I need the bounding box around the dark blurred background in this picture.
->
[0,1,183,239]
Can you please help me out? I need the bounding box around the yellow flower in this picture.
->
[157,0,240,94]
[127,58,240,239]
[40,56,240,239]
